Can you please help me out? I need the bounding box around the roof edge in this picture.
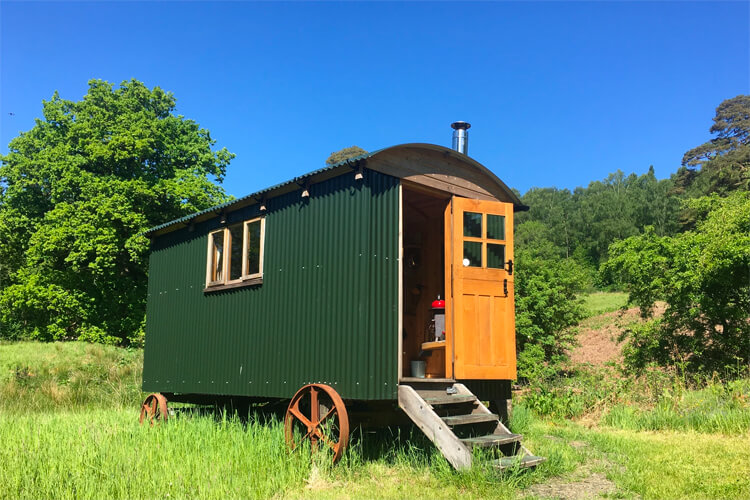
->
[144,143,522,237]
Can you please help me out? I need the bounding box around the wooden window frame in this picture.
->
[205,217,265,292]
[462,212,506,269]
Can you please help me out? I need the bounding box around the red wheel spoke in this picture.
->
[310,387,319,424]
[318,433,337,452]
[318,407,336,426]
[289,406,314,430]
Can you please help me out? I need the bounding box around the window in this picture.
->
[461,211,506,269]
[206,217,265,289]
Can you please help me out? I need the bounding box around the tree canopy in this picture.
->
[675,95,750,197]
[0,79,233,345]
[325,146,368,166]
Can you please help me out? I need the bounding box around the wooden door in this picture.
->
[444,197,516,380]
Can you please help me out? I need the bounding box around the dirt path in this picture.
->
[568,304,664,367]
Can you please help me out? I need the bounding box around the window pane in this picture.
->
[246,220,261,276]
[487,214,505,240]
[212,232,224,282]
[463,212,482,238]
[229,224,243,280]
[487,243,505,269]
[463,241,482,267]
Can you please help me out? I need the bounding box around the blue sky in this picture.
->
[1,1,748,197]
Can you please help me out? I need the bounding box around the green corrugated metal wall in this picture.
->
[142,170,400,401]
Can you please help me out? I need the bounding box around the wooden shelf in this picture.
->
[421,340,446,350]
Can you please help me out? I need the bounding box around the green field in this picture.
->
[581,291,629,317]
[2,302,749,500]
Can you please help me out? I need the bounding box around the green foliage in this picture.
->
[516,167,680,274]
[675,94,750,198]
[0,79,233,344]
[325,145,368,166]
[603,192,750,373]
[514,248,587,373]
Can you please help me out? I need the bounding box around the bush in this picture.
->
[515,249,587,376]
[603,192,750,373]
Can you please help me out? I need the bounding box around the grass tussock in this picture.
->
[0,341,143,412]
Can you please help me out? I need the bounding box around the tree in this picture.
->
[0,79,233,345]
[675,95,750,197]
[603,192,750,373]
[325,146,368,166]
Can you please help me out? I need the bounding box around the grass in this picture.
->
[603,378,750,434]
[581,291,629,317]
[541,419,750,500]
[2,339,749,499]
[0,341,143,412]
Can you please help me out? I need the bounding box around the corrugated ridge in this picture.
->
[142,170,399,400]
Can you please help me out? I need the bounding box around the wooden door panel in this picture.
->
[446,197,516,381]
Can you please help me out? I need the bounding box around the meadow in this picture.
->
[1,294,749,499]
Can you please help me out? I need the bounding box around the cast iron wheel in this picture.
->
[139,393,168,425]
[284,383,350,463]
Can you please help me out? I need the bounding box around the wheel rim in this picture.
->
[139,393,168,426]
[284,384,349,463]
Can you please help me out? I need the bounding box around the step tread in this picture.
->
[461,433,522,447]
[421,394,476,405]
[493,455,546,469]
[400,378,456,384]
[441,413,498,426]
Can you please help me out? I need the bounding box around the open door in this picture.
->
[444,197,516,380]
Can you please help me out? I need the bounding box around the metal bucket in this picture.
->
[410,360,426,378]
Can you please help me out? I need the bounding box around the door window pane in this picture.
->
[229,224,243,280]
[211,232,224,282]
[463,212,482,238]
[463,241,482,267]
[246,220,261,276]
[487,215,505,240]
[487,243,505,269]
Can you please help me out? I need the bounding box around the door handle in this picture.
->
[503,279,508,297]
[506,259,513,275]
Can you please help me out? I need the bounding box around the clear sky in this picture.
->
[1,1,748,198]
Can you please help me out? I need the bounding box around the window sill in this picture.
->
[203,276,263,293]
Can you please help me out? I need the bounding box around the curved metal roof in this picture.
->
[145,143,524,237]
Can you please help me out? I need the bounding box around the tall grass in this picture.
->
[603,378,750,434]
[0,341,143,412]
[0,409,311,500]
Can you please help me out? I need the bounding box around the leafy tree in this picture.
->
[603,192,750,373]
[325,146,368,166]
[0,79,233,345]
[675,95,750,197]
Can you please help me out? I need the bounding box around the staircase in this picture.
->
[398,379,545,471]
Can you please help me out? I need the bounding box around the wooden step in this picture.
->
[441,413,498,426]
[493,455,546,470]
[421,394,476,406]
[461,433,522,448]
[400,377,455,384]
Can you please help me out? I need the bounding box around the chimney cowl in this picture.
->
[451,121,471,155]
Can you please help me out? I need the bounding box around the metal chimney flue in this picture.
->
[451,121,471,155]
